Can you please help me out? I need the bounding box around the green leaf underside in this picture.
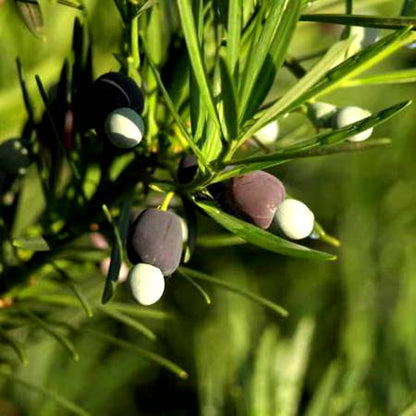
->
[178,266,289,317]
[215,101,409,181]
[13,237,51,251]
[196,201,335,261]
[239,26,416,149]
[83,329,188,379]
[0,368,90,416]
[300,13,416,29]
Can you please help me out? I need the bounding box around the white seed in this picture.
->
[104,107,145,149]
[307,102,337,128]
[275,199,315,240]
[129,263,165,306]
[253,121,279,145]
[332,106,373,142]
[179,216,188,243]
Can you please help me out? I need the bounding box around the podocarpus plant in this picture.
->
[2,0,416,409]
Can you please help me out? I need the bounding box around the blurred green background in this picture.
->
[2,0,416,415]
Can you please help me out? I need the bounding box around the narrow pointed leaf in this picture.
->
[15,0,44,39]
[18,307,79,361]
[176,269,212,305]
[0,368,90,416]
[179,266,289,317]
[143,45,208,166]
[240,0,302,122]
[107,302,172,320]
[196,201,335,261]
[99,307,157,341]
[401,0,416,16]
[16,58,35,124]
[227,0,242,76]
[219,58,238,141]
[101,196,132,304]
[240,27,416,147]
[0,328,29,365]
[176,0,223,133]
[83,329,188,379]
[300,13,416,29]
[13,236,51,251]
[344,69,416,86]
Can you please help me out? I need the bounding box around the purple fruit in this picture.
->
[91,72,144,125]
[127,208,183,275]
[226,171,286,229]
[177,154,198,184]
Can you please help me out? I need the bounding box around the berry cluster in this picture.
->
[308,102,374,142]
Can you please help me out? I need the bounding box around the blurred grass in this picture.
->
[2,0,416,415]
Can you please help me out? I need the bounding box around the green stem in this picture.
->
[160,192,175,211]
[131,15,140,70]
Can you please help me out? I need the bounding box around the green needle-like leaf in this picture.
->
[178,266,289,317]
[99,307,158,341]
[217,101,409,180]
[176,0,223,134]
[344,69,416,86]
[18,306,79,361]
[196,201,335,261]
[143,46,208,168]
[0,328,29,365]
[300,13,416,29]
[176,269,212,305]
[239,26,416,152]
[226,0,242,77]
[13,236,51,251]
[83,329,188,379]
[107,302,172,320]
[0,368,90,416]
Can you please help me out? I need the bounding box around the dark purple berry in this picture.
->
[225,171,286,229]
[127,208,183,275]
[177,154,198,184]
[90,72,145,125]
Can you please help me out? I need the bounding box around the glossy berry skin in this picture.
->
[91,72,145,125]
[104,107,145,149]
[332,106,373,142]
[127,208,183,275]
[177,154,198,184]
[0,139,30,174]
[129,263,165,306]
[275,199,315,240]
[226,171,286,229]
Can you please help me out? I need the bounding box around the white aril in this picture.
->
[307,102,337,128]
[332,106,373,142]
[129,263,165,306]
[179,216,188,244]
[275,199,315,240]
[253,120,279,145]
[104,107,145,149]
